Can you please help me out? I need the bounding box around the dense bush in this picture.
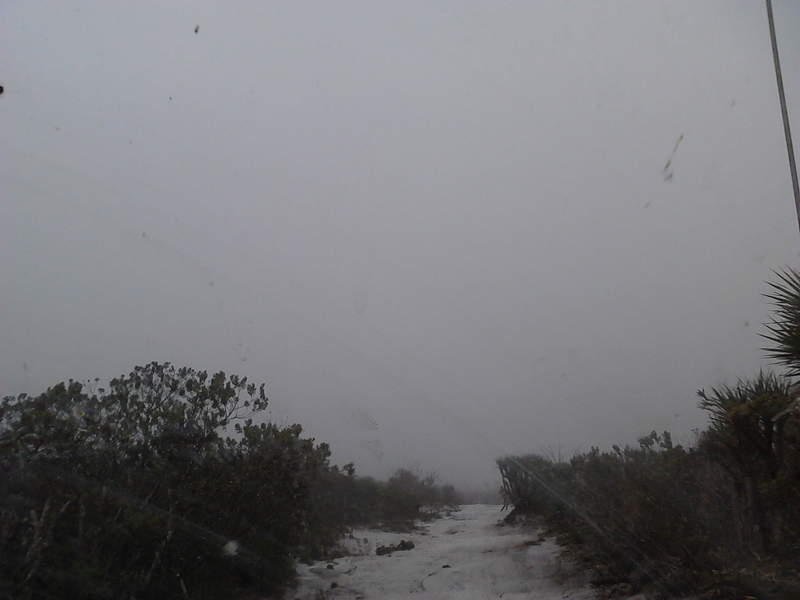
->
[499,419,800,597]
[0,362,461,599]
[498,269,800,598]
[304,465,461,555]
[0,363,327,598]
[697,372,800,558]
[498,434,720,595]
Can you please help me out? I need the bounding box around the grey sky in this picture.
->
[2,1,800,485]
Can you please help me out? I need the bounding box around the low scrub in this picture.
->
[0,362,458,599]
[498,269,800,598]
[499,414,800,597]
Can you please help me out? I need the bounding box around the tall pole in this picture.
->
[766,0,800,233]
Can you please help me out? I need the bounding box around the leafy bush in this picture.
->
[697,371,800,557]
[498,422,800,597]
[497,270,800,598]
[0,363,335,599]
[498,434,718,595]
[0,362,463,599]
[304,465,462,552]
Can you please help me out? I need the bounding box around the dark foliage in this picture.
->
[764,268,800,376]
[0,362,460,599]
[498,271,800,598]
[304,466,461,556]
[499,415,800,598]
[0,363,314,598]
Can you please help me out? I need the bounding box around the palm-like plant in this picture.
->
[697,371,792,434]
[763,268,800,376]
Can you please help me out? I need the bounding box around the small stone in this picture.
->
[397,540,415,551]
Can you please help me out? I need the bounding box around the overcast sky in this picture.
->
[2,1,800,485]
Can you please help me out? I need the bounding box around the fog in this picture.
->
[2,0,799,486]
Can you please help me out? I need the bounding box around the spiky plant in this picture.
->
[697,371,792,433]
[763,268,800,376]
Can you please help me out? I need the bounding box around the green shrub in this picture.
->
[0,363,332,599]
[497,270,800,597]
[1,362,464,599]
[498,385,800,596]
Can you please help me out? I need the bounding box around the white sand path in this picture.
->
[287,504,597,600]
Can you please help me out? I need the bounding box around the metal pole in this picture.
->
[766,0,800,233]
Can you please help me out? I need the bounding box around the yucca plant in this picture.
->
[763,268,800,376]
[697,371,798,557]
[697,371,792,434]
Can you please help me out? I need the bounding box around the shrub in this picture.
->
[498,386,800,596]
[497,270,800,597]
[0,362,464,598]
[0,362,333,599]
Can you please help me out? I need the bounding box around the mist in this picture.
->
[2,0,800,487]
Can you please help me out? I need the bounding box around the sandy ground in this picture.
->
[286,504,597,600]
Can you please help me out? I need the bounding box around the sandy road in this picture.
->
[287,504,595,600]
